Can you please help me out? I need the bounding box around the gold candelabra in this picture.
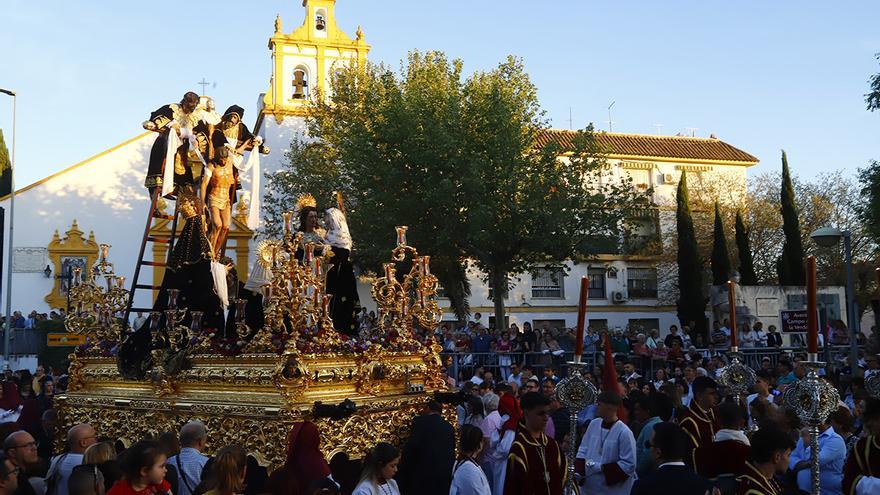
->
[369,226,442,345]
[255,224,343,355]
[65,245,129,347]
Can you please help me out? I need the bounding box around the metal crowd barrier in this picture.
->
[440,345,863,384]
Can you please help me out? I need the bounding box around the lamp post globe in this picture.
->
[810,226,843,248]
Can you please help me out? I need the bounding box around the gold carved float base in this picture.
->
[56,348,448,468]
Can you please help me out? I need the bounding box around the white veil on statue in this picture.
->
[325,207,352,251]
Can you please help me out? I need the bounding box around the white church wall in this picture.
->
[0,133,157,315]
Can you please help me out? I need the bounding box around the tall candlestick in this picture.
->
[384,263,395,283]
[168,289,179,310]
[807,256,818,354]
[727,280,738,348]
[422,255,431,276]
[282,211,292,236]
[304,244,314,265]
[396,226,408,247]
[574,276,588,360]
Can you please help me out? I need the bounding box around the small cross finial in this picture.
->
[197,78,213,95]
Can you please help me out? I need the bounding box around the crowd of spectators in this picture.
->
[428,312,880,388]
[0,311,876,495]
[3,312,67,331]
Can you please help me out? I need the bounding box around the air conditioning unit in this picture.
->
[611,291,627,303]
[663,173,675,184]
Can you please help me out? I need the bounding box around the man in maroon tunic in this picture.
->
[694,401,751,479]
[678,376,719,465]
[504,392,568,495]
[735,426,793,495]
[842,397,880,495]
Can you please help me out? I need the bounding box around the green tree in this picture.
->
[264,51,647,325]
[0,130,10,197]
[867,53,880,111]
[711,201,732,285]
[734,210,758,285]
[857,161,880,249]
[676,171,707,336]
[777,151,806,285]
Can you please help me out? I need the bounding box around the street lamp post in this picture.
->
[810,227,860,377]
[0,89,14,366]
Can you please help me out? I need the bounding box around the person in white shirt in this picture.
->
[753,321,768,347]
[450,424,491,495]
[506,364,522,388]
[622,362,641,383]
[132,312,147,332]
[576,391,637,495]
[470,367,485,386]
[740,323,758,348]
[746,371,778,427]
[681,366,696,407]
[352,443,401,495]
[46,424,97,495]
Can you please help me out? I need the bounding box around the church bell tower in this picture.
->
[254,1,370,237]
[260,0,370,121]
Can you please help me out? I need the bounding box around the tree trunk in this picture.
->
[491,269,508,332]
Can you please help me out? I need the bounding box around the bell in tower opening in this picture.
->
[316,12,326,31]
[292,68,309,99]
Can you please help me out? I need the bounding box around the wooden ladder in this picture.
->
[122,187,181,329]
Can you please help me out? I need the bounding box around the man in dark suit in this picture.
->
[397,400,455,495]
[630,422,712,495]
[766,325,783,347]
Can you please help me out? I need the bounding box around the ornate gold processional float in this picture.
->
[55,223,447,468]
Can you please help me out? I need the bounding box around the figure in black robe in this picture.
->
[118,187,224,379]
[323,208,360,337]
[142,92,215,193]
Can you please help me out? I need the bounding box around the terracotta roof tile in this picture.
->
[535,129,759,165]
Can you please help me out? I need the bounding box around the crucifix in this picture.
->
[197,78,214,95]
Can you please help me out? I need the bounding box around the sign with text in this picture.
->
[47,333,87,347]
[780,309,809,333]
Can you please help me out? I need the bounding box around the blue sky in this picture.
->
[1,1,879,187]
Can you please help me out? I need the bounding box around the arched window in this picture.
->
[292,67,309,99]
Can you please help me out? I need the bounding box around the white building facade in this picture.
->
[442,132,760,334]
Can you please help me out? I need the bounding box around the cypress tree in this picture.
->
[777,151,806,285]
[676,171,707,335]
[735,210,758,285]
[0,130,10,197]
[711,201,732,285]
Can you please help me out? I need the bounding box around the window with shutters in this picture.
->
[531,268,565,299]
